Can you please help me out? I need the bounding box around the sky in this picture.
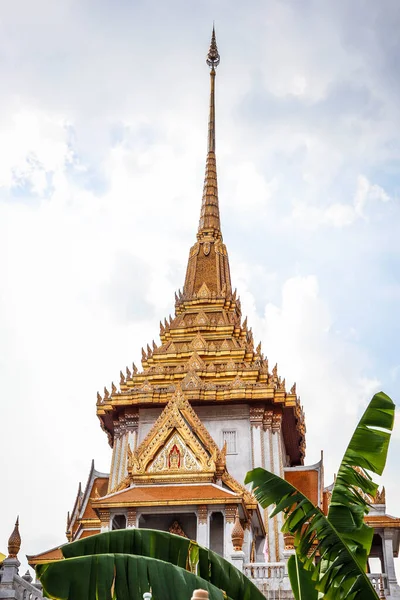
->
[1,0,400,579]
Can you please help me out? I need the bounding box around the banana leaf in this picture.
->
[287,554,317,600]
[60,529,264,600]
[245,468,379,599]
[328,391,395,567]
[37,554,229,600]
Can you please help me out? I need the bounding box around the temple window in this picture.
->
[222,429,237,454]
[111,514,127,530]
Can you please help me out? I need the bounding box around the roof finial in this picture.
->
[206,25,220,71]
[7,516,21,558]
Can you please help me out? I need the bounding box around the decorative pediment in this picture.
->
[185,351,206,372]
[128,387,224,483]
[149,432,202,474]
[182,370,203,391]
[195,311,209,326]
[197,282,211,298]
[190,333,207,351]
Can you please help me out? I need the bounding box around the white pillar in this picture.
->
[271,412,284,561]
[127,508,137,529]
[224,506,237,561]
[99,510,110,532]
[197,505,208,547]
[249,407,265,469]
[383,530,400,596]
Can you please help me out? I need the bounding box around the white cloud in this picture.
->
[292,175,390,228]
[0,109,72,192]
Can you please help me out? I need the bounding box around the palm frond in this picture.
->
[328,391,395,567]
[245,468,378,600]
[60,528,264,600]
[37,554,228,600]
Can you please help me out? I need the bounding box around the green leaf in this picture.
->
[287,554,318,600]
[37,554,228,600]
[245,467,379,600]
[328,391,395,567]
[60,529,264,600]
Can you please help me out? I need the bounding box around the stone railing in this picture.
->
[368,573,388,595]
[243,563,294,599]
[12,574,43,600]
[244,562,286,581]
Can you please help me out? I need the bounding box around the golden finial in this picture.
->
[7,517,21,558]
[231,509,244,551]
[206,25,220,71]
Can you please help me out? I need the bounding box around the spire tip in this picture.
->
[206,25,220,70]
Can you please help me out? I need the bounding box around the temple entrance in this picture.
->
[209,511,224,556]
[138,513,197,540]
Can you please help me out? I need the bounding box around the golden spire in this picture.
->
[7,516,21,558]
[198,26,221,240]
[183,28,232,299]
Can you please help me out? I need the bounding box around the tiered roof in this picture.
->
[96,29,306,465]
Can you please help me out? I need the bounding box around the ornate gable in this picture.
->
[149,432,202,474]
[128,387,223,483]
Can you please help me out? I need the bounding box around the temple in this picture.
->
[24,30,400,599]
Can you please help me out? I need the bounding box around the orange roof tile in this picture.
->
[27,545,63,566]
[82,477,109,520]
[285,469,319,506]
[365,514,400,528]
[94,484,240,507]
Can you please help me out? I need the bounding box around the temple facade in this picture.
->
[26,30,400,599]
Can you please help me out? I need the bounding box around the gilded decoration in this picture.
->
[374,487,386,504]
[128,387,225,482]
[231,510,244,551]
[148,432,202,474]
[249,406,264,428]
[225,505,237,523]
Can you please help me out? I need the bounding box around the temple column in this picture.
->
[99,509,110,532]
[383,530,400,595]
[197,505,208,547]
[271,411,284,561]
[262,410,284,562]
[127,508,137,529]
[224,505,237,561]
[249,406,265,469]
[109,411,138,493]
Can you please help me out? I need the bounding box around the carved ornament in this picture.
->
[272,412,283,433]
[198,505,208,524]
[249,406,264,428]
[225,505,237,523]
[127,508,137,527]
